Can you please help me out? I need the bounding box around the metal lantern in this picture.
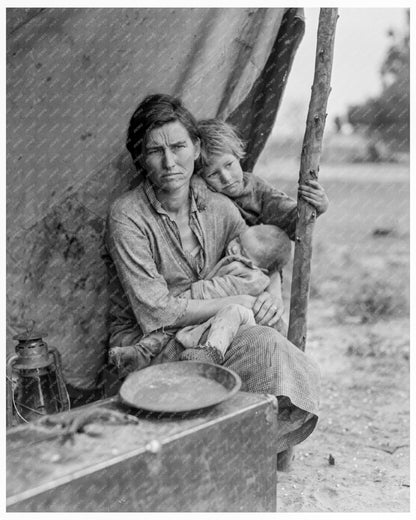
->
[6,330,70,427]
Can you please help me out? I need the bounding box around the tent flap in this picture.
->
[7,7,304,389]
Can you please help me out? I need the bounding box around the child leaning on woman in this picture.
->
[197,118,329,240]
[178,118,329,362]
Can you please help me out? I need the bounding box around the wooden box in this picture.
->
[7,392,278,512]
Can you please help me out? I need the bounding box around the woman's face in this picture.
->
[142,121,200,193]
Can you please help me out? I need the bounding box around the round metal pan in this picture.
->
[119,361,241,413]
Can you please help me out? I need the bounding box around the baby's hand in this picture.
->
[298,180,329,216]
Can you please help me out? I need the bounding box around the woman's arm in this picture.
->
[201,260,283,327]
[107,214,191,334]
[108,212,255,333]
[173,294,255,327]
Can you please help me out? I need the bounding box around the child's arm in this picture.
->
[236,173,329,238]
[234,173,298,239]
[261,178,329,229]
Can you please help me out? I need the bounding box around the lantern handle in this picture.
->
[6,354,19,427]
[6,353,30,426]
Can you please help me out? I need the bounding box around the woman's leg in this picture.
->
[222,324,320,453]
[154,323,320,453]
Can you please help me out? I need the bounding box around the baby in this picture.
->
[109,223,291,374]
[177,223,292,364]
[227,223,292,274]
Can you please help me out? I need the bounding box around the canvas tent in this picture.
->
[7,7,305,393]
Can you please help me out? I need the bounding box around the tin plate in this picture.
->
[119,361,241,413]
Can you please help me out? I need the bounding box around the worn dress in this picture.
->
[106,178,320,451]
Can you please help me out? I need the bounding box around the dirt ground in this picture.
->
[276,311,410,512]
[256,159,411,513]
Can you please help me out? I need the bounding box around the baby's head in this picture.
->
[227,225,292,271]
[197,119,245,197]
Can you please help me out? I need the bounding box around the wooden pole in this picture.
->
[287,8,338,351]
[277,8,338,473]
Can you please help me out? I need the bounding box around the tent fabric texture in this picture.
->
[7,7,305,390]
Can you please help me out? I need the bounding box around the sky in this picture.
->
[274,7,408,136]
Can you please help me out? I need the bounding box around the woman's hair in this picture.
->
[198,118,246,168]
[126,93,200,171]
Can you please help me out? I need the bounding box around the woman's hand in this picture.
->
[298,180,329,216]
[252,292,284,326]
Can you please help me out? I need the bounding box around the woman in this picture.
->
[106,94,320,454]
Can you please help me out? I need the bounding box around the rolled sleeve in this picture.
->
[108,216,188,334]
[233,173,298,240]
[191,270,269,299]
[261,194,298,240]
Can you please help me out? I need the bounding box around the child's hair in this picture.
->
[198,119,246,168]
[241,225,292,271]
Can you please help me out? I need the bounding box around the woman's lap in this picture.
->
[152,325,320,452]
[224,324,320,451]
[111,312,320,414]
[223,325,320,414]
[155,324,319,411]
[154,324,320,450]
